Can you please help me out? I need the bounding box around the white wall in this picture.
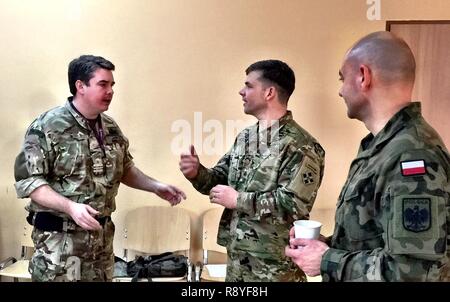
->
[1,0,449,263]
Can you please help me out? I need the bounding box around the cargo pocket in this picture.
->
[53,134,88,177]
[340,188,384,251]
[389,189,446,256]
[30,228,68,281]
[246,153,275,191]
[286,156,321,201]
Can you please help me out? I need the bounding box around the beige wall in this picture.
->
[1,0,449,263]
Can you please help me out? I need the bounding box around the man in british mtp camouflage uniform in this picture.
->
[14,55,186,281]
[180,60,325,281]
[286,31,450,281]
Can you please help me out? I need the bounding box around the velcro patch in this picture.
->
[288,157,320,196]
[302,171,315,185]
[400,160,426,176]
[302,162,318,185]
[403,198,431,233]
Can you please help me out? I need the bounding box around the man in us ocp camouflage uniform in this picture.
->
[14,55,186,281]
[286,31,450,281]
[180,60,325,281]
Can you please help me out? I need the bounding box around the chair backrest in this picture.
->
[199,208,227,281]
[20,223,34,259]
[123,206,191,257]
[202,208,226,258]
[0,222,34,281]
[21,223,34,247]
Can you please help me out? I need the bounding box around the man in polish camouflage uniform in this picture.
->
[14,55,186,281]
[180,60,325,281]
[286,31,450,281]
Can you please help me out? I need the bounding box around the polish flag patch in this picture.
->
[401,160,426,176]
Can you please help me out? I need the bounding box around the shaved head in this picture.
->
[346,31,416,85]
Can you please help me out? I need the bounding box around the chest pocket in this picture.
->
[338,173,384,250]
[104,135,126,184]
[228,152,274,190]
[53,133,88,177]
[228,154,252,188]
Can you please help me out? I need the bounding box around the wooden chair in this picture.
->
[113,206,191,282]
[0,223,33,282]
[199,207,227,282]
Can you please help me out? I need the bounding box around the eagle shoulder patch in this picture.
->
[402,198,431,232]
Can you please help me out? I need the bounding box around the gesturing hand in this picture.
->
[154,182,187,206]
[179,145,200,179]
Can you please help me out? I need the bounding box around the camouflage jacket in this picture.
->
[321,102,450,282]
[14,99,134,218]
[191,111,325,260]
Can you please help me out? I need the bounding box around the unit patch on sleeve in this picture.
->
[302,172,314,185]
[301,162,318,185]
[400,160,426,176]
[402,198,431,232]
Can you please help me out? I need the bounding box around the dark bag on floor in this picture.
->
[127,252,188,282]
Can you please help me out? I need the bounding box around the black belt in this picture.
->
[27,211,111,232]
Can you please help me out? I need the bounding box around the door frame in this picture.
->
[386,20,450,31]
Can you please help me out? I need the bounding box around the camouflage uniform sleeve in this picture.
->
[14,121,52,198]
[189,152,230,195]
[321,149,449,282]
[122,135,135,171]
[236,144,325,220]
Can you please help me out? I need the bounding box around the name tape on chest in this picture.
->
[400,160,426,176]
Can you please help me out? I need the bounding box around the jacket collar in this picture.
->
[66,97,105,132]
[256,110,293,144]
[356,102,422,159]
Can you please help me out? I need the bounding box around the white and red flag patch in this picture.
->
[401,160,426,176]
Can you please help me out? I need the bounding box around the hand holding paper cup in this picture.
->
[294,220,322,240]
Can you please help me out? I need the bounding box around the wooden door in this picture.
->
[388,21,450,149]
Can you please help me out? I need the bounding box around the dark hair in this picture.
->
[68,55,115,95]
[245,59,295,102]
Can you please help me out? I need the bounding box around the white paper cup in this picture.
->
[294,220,322,239]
